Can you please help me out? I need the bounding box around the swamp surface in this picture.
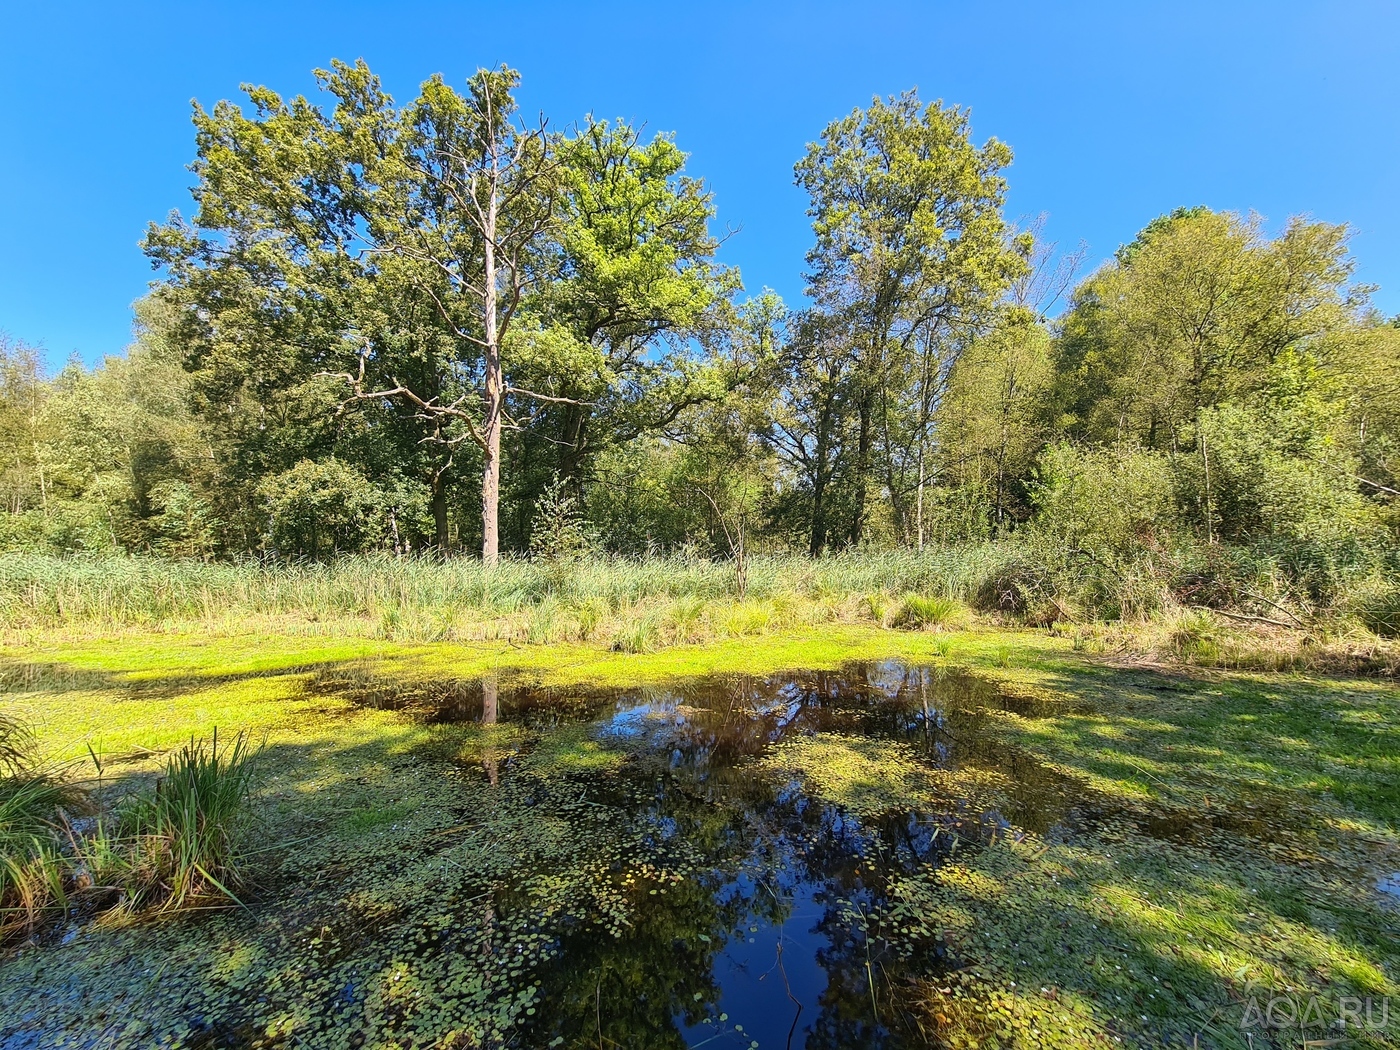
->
[0,630,1396,1049]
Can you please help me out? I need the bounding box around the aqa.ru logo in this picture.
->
[1240,995,1390,1032]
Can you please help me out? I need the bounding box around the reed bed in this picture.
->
[1,548,1394,672]
[0,549,1010,634]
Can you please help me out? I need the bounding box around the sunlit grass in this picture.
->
[0,602,1395,1046]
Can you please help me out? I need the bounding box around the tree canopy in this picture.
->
[2,66,1394,568]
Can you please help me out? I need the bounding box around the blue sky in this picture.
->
[2,1,1397,368]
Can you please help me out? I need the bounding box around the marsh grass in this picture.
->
[0,715,78,941]
[1061,603,1400,676]
[0,549,1008,637]
[2,550,1395,676]
[108,730,258,914]
[0,724,258,942]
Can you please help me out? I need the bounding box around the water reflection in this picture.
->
[319,662,1091,1048]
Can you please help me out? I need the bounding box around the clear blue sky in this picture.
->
[2,1,1397,368]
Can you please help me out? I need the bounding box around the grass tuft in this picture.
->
[892,594,969,631]
[111,730,258,914]
[0,721,258,943]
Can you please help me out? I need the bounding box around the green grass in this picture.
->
[5,550,1395,680]
[893,593,970,630]
[0,618,1395,1048]
[0,549,1011,632]
[109,730,258,914]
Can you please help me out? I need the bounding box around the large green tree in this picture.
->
[795,90,1029,545]
[1050,208,1360,539]
[146,61,733,560]
[529,120,732,489]
[146,60,556,561]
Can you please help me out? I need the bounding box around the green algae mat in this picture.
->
[1,628,1396,1049]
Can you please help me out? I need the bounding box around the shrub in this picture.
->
[1031,443,1178,558]
[258,459,387,559]
[970,557,1054,617]
[529,474,588,563]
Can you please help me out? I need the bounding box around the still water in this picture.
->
[333,663,1091,1049]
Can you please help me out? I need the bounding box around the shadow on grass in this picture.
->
[0,652,1395,1049]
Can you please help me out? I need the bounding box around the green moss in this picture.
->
[761,734,1011,817]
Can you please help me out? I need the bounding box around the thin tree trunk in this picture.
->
[481,187,502,567]
[915,440,925,550]
[1198,413,1213,545]
[558,403,590,502]
[431,470,449,550]
[850,390,872,547]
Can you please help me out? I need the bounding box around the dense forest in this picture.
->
[2,62,1397,599]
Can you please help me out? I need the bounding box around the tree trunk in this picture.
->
[849,390,872,547]
[431,469,449,550]
[810,466,829,558]
[481,185,502,566]
[809,384,835,557]
[558,402,590,501]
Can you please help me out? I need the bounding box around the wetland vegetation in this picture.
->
[0,618,1396,1048]
[1,47,1398,1050]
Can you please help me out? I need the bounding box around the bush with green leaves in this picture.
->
[1030,443,1178,558]
[1183,354,1382,545]
[529,473,588,562]
[258,458,388,559]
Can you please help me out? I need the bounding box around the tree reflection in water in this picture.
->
[456,663,1084,1049]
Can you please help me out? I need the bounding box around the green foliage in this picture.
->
[528,474,587,562]
[258,459,387,559]
[1051,209,1356,448]
[792,89,1030,548]
[1186,353,1381,543]
[1030,443,1178,557]
[938,312,1055,533]
[1,75,1395,633]
[1352,580,1400,638]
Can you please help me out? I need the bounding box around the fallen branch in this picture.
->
[1236,588,1307,628]
[1193,607,1298,630]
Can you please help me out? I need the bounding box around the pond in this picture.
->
[310,662,1094,1049]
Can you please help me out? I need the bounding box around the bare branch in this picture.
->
[504,385,595,406]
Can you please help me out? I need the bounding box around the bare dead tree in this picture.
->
[694,483,748,598]
[321,67,579,565]
[1010,214,1089,321]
